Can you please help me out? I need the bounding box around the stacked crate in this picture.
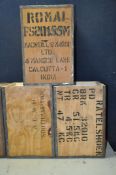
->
[2,83,53,157]
[53,82,106,157]
[0,5,106,158]
[20,5,74,84]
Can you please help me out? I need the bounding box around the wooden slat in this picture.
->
[0,83,13,157]
[3,84,53,157]
[0,88,5,157]
[54,82,106,157]
[20,5,74,84]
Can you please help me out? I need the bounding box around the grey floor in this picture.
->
[0,143,115,175]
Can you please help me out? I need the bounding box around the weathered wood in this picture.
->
[3,84,53,157]
[0,83,13,157]
[0,88,5,157]
[20,5,74,84]
[54,82,106,157]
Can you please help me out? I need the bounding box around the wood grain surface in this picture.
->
[20,5,74,84]
[4,84,53,157]
[54,82,106,157]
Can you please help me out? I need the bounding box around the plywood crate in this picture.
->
[20,4,74,84]
[53,82,106,157]
[2,83,54,157]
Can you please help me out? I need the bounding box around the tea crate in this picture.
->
[2,83,53,157]
[20,5,74,84]
[53,82,106,157]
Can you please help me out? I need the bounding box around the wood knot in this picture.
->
[48,128,52,136]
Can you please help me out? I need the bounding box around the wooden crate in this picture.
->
[53,82,106,157]
[2,83,54,157]
[20,5,74,84]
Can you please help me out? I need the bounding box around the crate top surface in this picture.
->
[54,81,106,88]
[20,4,73,9]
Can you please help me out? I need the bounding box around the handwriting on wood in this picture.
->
[4,84,53,157]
